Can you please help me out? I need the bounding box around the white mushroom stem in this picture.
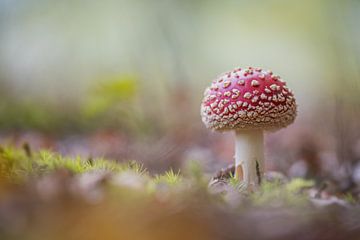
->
[234,130,264,188]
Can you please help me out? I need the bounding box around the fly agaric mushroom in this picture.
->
[201,67,297,189]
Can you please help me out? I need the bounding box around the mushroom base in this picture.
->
[234,130,264,188]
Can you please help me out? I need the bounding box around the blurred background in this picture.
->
[0,0,359,188]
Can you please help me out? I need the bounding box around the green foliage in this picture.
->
[0,145,180,188]
[0,146,142,182]
[0,146,32,181]
[183,160,209,189]
[227,173,247,192]
[83,74,138,118]
[154,169,182,186]
[0,101,62,132]
[250,178,314,207]
[343,192,357,204]
[36,151,126,174]
[93,75,138,100]
[286,178,314,193]
[0,74,140,133]
[80,74,150,135]
[126,160,147,175]
[2,146,353,210]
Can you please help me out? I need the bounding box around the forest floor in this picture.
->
[0,145,359,240]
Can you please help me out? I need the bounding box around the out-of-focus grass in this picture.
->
[0,75,148,135]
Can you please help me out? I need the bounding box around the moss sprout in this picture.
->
[154,169,182,186]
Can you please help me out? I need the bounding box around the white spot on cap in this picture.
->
[238,111,246,117]
[218,102,224,110]
[232,89,240,99]
[210,84,219,91]
[272,95,278,102]
[243,92,252,99]
[232,89,240,94]
[223,81,231,88]
[224,91,231,97]
[204,88,211,96]
[228,105,235,112]
[210,102,218,108]
[278,94,285,102]
[237,79,245,85]
[270,84,278,91]
[272,75,280,80]
[209,95,216,100]
[251,80,260,87]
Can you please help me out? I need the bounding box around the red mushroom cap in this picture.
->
[201,67,297,131]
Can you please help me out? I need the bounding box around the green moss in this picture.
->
[227,173,247,192]
[343,192,357,204]
[0,146,182,191]
[0,146,184,195]
[0,146,144,182]
[250,178,314,207]
[2,146,352,209]
[36,150,126,174]
[286,178,314,193]
[154,169,182,186]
